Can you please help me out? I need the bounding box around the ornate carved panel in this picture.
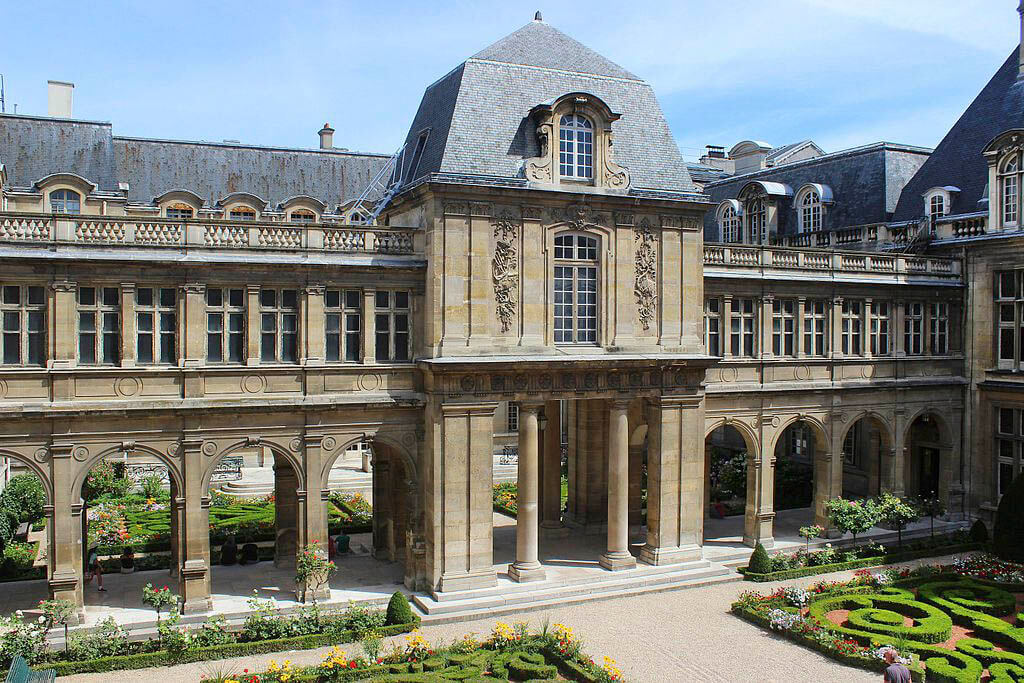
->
[634,218,657,330]
[491,211,520,333]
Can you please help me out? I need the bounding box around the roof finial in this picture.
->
[534,10,543,22]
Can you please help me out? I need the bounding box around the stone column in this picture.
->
[601,400,636,570]
[371,453,393,560]
[510,402,545,582]
[120,282,137,367]
[274,462,299,569]
[814,427,842,532]
[541,400,563,530]
[298,435,329,601]
[179,440,212,613]
[246,284,261,366]
[180,284,206,368]
[47,445,84,623]
[641,394,706,564]
[168,478,180,578]
[302,286,326,366]
[362,288,376,363]
[891,409,907,496]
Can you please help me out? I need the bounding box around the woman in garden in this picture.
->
[84,546,105,591]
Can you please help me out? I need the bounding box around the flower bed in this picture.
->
[9,592,418,676]
[208,622,624,682]
[493,482,518,517]
[732,557,1024,683]
[739,532,978,582]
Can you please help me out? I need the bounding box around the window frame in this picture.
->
[229,207,258,222]
[507,402,519,433]
[904,301,924,356]
[929,301,949,355]
[325,289,362,362]
[729,297,756,357]
[841,299,863,356]
[1000,153,1021,229]
[799,190,822,233]
[553,233,600,345]
[558,114,594,181]
[77,285,120,366]
[260,288,299,364]
[771,298,795,357]
[745,197,767,245]
[996,406,1024,499]
[704,297,721,356]
[206,287,246,364]
[0,285,46,367]
[869,301,891,356]
[995,270,1023,370]
[718,204,740,243]
[50,189,81,215]
[374,290,411,362]
[803,300,828,357]
[135,286,177,365]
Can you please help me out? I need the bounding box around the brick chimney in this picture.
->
[47,80,74,118]
[318,123,335,150]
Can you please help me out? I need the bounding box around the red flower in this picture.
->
[349,661,357,669]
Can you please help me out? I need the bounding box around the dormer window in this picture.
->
[559,114,593,180]
[50,189,81,215]
[1000,153,1021,228]
[716,201,741,243]
[230,207,257,221]
[799,190,821,233]
[929,194,945,218]
[746,197,767,245]
[166,203,193,220]
[289,209,315,223]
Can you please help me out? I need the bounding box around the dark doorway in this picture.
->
[918,447,940,498]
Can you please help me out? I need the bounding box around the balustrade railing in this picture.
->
[702,244,961,280]
[0,212,420,256]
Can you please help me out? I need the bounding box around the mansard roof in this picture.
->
[894,49,1024,221]
[0,113,388,208]
[400,19,697,194]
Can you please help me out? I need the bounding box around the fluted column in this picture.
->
[601,400,636,571]
[510,401,545,582]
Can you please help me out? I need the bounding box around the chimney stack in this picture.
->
[318,123,334,150]
[47,80,74,118]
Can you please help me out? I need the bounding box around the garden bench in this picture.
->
[5,655,55,683]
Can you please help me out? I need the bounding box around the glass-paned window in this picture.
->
[904,302,924,355]
[996,271,1022,367]
[745,197,767,244]
[841,300,863,356]
[50,189,81,214]
[507,402,519,433]
[1001,154,1021,228]
[165,204,193,220]
[704,297,721,356]
[78,286,120,365]
[558,114,593,180]
[719,205,739,243]
[929,194,945,218]
[869,301,890,355]
[229,207,257,221]
[729,298,755,357]
[206,287,245,363]
[803,300,827,356]
[553,234,599,344]
[800,191,821,233]
[842,427,860,467]
[0,285,45,366]
[290,209,315,223]
[790,424,811,459]
[260,289,298,363]
[930,302,949,355]
[375,290,410,362]
[326,289,361,362]
[136,287,176,364]
[772,299,795,356]
[996,407,1024,497]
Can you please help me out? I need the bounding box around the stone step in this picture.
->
[414,563,737,620]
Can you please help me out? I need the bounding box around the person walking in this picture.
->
[882,649,910,683]
[84,546,105,591]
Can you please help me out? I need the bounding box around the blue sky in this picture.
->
[1,1,1018,161]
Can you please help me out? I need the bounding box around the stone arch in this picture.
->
[838,410,894,447]
[201,438,304,494]
[902,408,954,447]
[771,413,830,454]
[318,432,417,493]
[837,412,895,498]
[0,448,53,505]
[71,443,184,502]
[705,417,760,458]
[903,409,955,501]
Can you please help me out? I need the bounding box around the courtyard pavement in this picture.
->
[59,553,973,683]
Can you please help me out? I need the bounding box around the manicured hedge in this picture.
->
[32,621,420,677]
[739,543,980,582]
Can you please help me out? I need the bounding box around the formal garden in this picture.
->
[733,474,1024,682]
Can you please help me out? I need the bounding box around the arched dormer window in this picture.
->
[716,200,741,243]
[1000,153,1021,228]
[165,202,193,220]
[289,209,315,223]
[50,189,81,214]
[746,197,767,245]
[929,194,945,218]
[559,114,593,180]
[553,233,598,344]
[229,207,257,221]
[799,190,821,233]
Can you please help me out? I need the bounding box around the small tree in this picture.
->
[295,541,336,608]
[825,497,880,546]
[969,518,989,544]
[38,598,76,653]
[875,492,919,549]
[142,583,179,647]
[747,542,772,574]
[918,496,946,542]
[385,590,417,626]
[798,525,824,554]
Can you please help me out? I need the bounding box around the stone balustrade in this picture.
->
[702,243,961,281]
[0,212,422,256]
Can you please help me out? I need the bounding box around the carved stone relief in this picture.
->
[634,218,657,330]
[491,211,520,333]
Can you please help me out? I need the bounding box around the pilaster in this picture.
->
[245,284,260,366]
[120,282,137,367]
[362,288,376,364]
[180,283,206,368]
[303,286,326,366]
[49,281,77,370]
[179,440,212,613]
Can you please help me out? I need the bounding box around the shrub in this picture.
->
[2,475,46,525]
[65,617,131,661]
[993,472,1024,562]
[385,591,417,626]
[825,497,880,545]
[83,461,132,502]
[875,493,919,548]
[748,542,772,574]
[138,474,165,500]
[969,518,989,543]
[295,541,336,605]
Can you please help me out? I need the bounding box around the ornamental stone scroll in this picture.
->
[634,219,657,330]
[491,211,520,333]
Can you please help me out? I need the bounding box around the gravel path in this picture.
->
[62,554,966,683]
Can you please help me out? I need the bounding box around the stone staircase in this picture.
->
[413,559,738,622]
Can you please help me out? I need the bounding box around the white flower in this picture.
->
[37,616,46,624]
[15,611,23,617]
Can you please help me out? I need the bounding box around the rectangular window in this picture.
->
[0,285,45,366]
[869,301,890,356]
[206,288,246,363]
[904,302,924,355]
[136,287,176,364]
[260,289,298,363]
[507,402,519,433]
[554,265,598,344]
[78,286,120,365]
[929,302,949,355]
[996,407,1024,498]
[326,289,361,362]
[803,300,827,356]
[166,207,193,220]
[729,298,755,357]
[374,290,410,362]
[771,299,795,356]
[841,300,863,356]
[704,298,721,356]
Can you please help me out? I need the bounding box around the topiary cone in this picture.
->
[993,473,1024,562]
[747,542,772,574]
[385,590,418,625]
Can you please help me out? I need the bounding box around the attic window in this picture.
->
[229,207,257,221]
[1000,153,1021,228]
[166,203,193,220]
[406,131,429,183]
[289,209,315,223]
[928,194,945,218]
[559,114,593,180]
[799,190,821,233]
[50,189,81,215]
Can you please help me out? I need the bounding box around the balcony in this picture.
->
[703,243,962,285]
[0,212,424,262]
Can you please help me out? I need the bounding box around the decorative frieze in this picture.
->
[634,218,657,330]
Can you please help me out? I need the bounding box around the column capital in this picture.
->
[246,283,261,294]
[609,399,632,412]
[180,282,206,295]
[303,285,325,296]
[51,280,77,293]
[519,400,544,413]
[119,281,136,292]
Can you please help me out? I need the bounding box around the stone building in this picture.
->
[0,9,1015,620]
